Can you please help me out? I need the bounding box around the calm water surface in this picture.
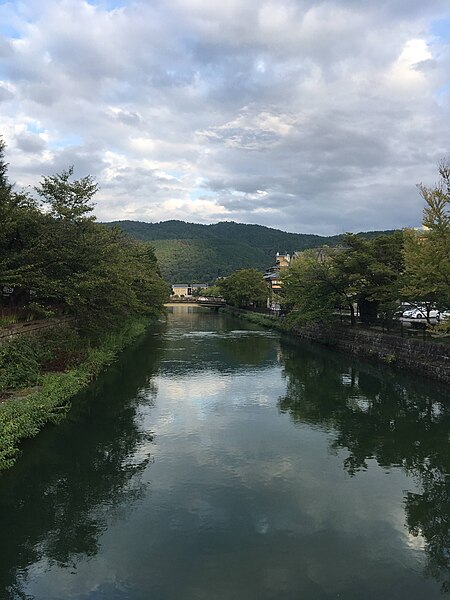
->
[1,307,449,599]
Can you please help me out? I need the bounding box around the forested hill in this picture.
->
[106,220,397,283]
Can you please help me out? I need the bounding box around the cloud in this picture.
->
[1,0,449,234]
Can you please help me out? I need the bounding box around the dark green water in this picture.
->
[1,307,449,599]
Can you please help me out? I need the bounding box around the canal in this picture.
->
[1,306,449,599]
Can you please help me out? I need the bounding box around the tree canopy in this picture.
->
[0,139,168,327]
[282,233,404,326]
[402,161,450,323]
[281,162,450,330]
[218,268,268,309]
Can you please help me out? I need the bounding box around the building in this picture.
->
[263,252,291,291]
[275,252,291,269]
[263,272,283,291]
[171,284,207,298]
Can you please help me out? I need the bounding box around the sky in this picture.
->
[1,0,450,235]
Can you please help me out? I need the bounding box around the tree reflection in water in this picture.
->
[277,339,450,593]
[0,328,164,599]
[218,331,277,367]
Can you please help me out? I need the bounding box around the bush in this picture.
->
[0,337,41,391]
[0,325,85,395]
[0,316,154,471]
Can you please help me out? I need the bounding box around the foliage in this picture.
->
[0,317,153,471]
[402,161,450,326]
[35,165,98,222]
[282,247,356,325]
[0,140,168,326]
[0,337,41,391]
[218,268,268,308]
[333,232,404,323]
[199,285,222,297]
[109,220,398,283]
[0,326,83,395]
[0,139,168,470]
[150,238,270,283]
[282,233,404,326]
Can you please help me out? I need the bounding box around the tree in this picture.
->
[219,268,268,308]
[0,136,12,203]
[402,161,450,325]
[333,232,404,324]
[0,148,168,324]
[0,138,42,306]
[198,285,222,298]
[282,247,352,324]
[282,233,404,327]
[35,166,97,222]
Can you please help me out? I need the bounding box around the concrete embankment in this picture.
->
[292,323,450,384]
[221,306,450,384]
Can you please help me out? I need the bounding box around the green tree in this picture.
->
[0,148,168,325]
[333,232,404,324]
[282,234,404,326]
[219,268,268,308]
[0,136,12,203]
[35,166,97,222]
[0,138,42,306]
[282,247,351,324]
[32,168,167,324]
[402,161,450,325]
[201,285,222,297]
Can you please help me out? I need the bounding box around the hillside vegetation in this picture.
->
[108,220,397,283]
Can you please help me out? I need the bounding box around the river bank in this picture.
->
[220,306,450,384]
[0,317,158,471]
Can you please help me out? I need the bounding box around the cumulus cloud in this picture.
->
[0,0,449,233]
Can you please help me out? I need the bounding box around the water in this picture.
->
[1,306,449,599]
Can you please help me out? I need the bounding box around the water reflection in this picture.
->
[1,310,449,599]
[278,338,450,592]
[162,307,278,375]
[0,329,164,598]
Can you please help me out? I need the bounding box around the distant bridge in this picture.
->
[166,297,226,308]
[197,297,226,308]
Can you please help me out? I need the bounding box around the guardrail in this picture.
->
[0,316,74,344]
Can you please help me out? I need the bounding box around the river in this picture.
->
[1,306,449,599]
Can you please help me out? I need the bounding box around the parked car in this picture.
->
[402,307,440,319]
[437,310,450,322]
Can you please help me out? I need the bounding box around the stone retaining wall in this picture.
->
[0,316,74,344]
[293,324,450,384]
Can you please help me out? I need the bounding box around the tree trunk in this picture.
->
[349,303,356,325]
[359,298,379,325]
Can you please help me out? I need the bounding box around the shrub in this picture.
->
[0,337,41,392]
[0,316,153,471]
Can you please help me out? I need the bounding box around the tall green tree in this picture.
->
[333,232,404,324]
[0,138,42,304]
[282,233,404,326]
[0,136,12,203]
[282,247,354,324]
[35,166,97,222]
[32,169,168,325]
[402,161,450,324]
[219,268,268,308]
[0,145,168,324]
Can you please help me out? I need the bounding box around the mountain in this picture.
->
[106,220,398,283]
